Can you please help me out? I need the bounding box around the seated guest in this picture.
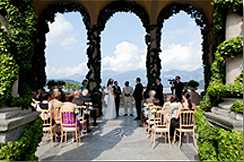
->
[169,95,183,138]
[161,95,172,124]
[182,93,195,110]
[48,91,63,141]
[72,90,83,106]
[36,92,49,112]
[145,90,159,104]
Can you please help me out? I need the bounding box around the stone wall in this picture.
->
[225,12,243,40]
[226,55,243,83]
[225,12,243,83]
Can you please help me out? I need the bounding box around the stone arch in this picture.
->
[87,1,150,86]
[157,3,212,89]
[31,2,91,90]
[97,1,150,32]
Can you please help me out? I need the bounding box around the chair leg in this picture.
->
[75,130,78,143]
[65,132,67,142]
[61,130,63,143]
[192,131,197,148]
[152,131,156,148]
[168,132,171,144]
[178,131,182,148]
[173,130,176,144]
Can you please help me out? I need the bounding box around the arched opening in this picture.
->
[45,11,88,91]
[160,11,204,94]
[31,3,90,91]
[96,1,150,87]
[157,4,210,90]
[101,12,147,87]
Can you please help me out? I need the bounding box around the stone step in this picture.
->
[204,112,243,131]
[217,98,242,110]
[0,108,31,120]
[211,107,230,117]
[0,111,39,132]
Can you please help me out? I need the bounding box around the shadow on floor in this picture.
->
[41,116,140,161]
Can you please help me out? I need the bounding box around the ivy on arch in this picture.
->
[31,2,91,90]
[0,0,36,105]
[157,3,211,89]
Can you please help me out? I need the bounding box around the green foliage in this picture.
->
[211,36,243,82]
[64,82,81,91]
[0,0,37,106]
[47,80,65,90]
[231,99,243,114]
[217,129,243,161]
[0,53,18,103]
[199,94,212,111]
[0,117,43,161]
[195,107,218,160]
[213,0,243,34]
[186,80,199,90]
[195,107,244,161]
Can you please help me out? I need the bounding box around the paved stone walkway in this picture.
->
[36,111,197,161]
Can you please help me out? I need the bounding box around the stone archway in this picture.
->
[157,3,213,89]
[31,2,91,90]
[85,1,150,91]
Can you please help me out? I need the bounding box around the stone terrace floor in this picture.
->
[36,109,198,161]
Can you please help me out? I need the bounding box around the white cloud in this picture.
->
[102,41,146,72]
[46,13,78,47]
[160,43,202,71]
[45,62,88,78]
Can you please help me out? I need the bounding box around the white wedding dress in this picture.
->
[103,85,116,120]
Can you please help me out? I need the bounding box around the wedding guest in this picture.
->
[133,77,144,120]
[169,95,183,138]
[123,81,134,116]
[80,79,88,91]
[145,90,159,104]
[155,78,164,106]
[48,91,63,141]
[113,81,122,117]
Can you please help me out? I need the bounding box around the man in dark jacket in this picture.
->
[174,75,184,101]
[113,81,121,117]
[133,77,144,120]
[155,78,164,106]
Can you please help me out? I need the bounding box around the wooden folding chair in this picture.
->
[151,110,171,148]
[40,109,52,141]
[60,103,80,143]
[173,110,196,147]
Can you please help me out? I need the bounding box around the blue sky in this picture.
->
[45,11,203,83]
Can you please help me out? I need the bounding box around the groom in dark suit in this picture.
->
[113,80,121,117]
[133,77,144,120]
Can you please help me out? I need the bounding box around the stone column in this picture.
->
[11,75,19,97]
[145,25,161,89]
[86,25,102,92]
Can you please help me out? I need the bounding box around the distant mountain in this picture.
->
[47,68,204,88]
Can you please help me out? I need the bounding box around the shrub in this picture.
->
[0,117,43,161]
[195,106,244,161]
[231,100,243,114]
[217,129,243,161]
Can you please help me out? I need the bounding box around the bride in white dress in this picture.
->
[103,79,116,120]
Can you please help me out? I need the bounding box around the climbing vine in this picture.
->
[213,0,243,37]
[0,0,36,105]
[200,36,243,111]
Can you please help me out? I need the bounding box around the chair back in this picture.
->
[60,103,77,128]
[179,110,194,129]
[50,99,62,124]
